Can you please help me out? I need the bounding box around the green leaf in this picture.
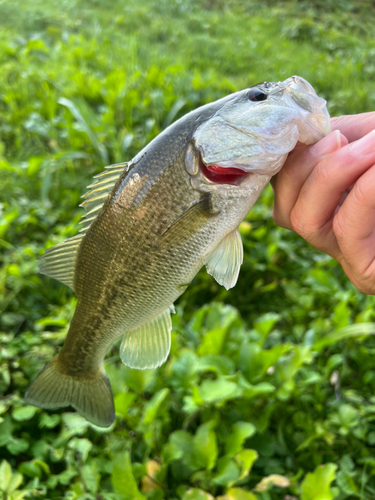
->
[183,385,205,415]
[171,430,194,457]
[12,406,37,421]
[39,412,61,429]
[219,488,258,500]
[313,323,375,350]
[7,472,23,493]
[213,456,240,486]
[199,378,242,404]
[61,413,90,435]
[18,461,42,479]
[277,345,312,382]
[170,351,199,390]
[197,327,227,356]
[182,488,214,500]
[339,454,355,474]
[165,423,218,472]
[68,438,92,463]
[254,312,281,343]
[225,422,256,456]
[7,438,29,455]
[332,301,351,329]
[193,421,218,471]
[57,466,77,485]
[58,97,108,164]
[0,417,13,446]
[301,463,337,500]
[112,452,146,500]
[0,460,13,491]
[336,470,359,496]
[197,355,235,376]
[114,392,137,418]
[81,461,100,494]
[164,430,195,466]
[141,388,170,425]
[338,404,360,429]
[234,449,258,481]
[238,343,291,382]
[238,377,275,400]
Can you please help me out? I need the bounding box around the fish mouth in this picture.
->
[283,76,331,141]
[199,155,249,186]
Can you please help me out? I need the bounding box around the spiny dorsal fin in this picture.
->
[119,307,173,370]
[79,162,129,232]
[205,228,243,290]
[39,162,129,290]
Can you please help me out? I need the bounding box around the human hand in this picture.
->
[272,112,375,294]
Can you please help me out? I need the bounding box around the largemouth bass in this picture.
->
[25,76,330,427]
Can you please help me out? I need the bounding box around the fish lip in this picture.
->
[283,76,331,139]
[261,76,331,141]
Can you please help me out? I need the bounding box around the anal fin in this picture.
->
[120,308,173,370]
[205,228,243,290]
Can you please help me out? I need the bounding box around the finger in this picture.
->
[331,112,375,142]
[290,130,375,256]
[333,163,375,276]
[272,131,346,230]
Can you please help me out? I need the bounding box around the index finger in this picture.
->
[333,163,375,276]
[331,112,375,142]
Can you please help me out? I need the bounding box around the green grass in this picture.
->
[1,0,375,498]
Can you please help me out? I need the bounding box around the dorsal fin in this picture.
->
[39,162,129,290]
[79,162,129,232]
[39,234,84,291]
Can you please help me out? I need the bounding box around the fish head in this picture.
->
[187,76,330,192]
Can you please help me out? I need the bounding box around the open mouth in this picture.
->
[200,157,248,185]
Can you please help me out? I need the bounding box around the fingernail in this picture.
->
[310,130,342,157]
[348,129,375,157]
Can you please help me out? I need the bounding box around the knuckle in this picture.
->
[352,179,371,207]
[330,115,349,130]
[332,212,345,239]
[272,206,289,229]
[350,275,375,295]
[290,207,309,236]
[313,160,331,186]
[290,206,321,238]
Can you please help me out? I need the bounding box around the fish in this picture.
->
[25,76,331,427]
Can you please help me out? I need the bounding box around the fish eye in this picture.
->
[248,89,268,102]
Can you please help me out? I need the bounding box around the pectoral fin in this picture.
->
[120,307,174,370]
[205,228,243,290]
[160,195,218,242]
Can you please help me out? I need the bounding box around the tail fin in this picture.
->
[25,356,115,428]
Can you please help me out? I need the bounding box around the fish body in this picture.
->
[25,76,330,427]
